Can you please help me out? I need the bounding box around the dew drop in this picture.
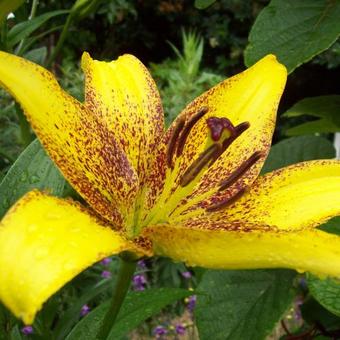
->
[28,224,38,232]
[45,211,61,220]
[20,172,28,182]
[2,198,9,208]
[296,268,305,274]
[29,175,40,184]
[34,248,48,259]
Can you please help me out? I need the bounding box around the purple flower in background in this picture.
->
[153,325,167,337]
[21,326,33,335]
[133,274,147,291]
[80,304,90,317]
[100,257,112,266]
[101,270,111,279]
[187,295,197,312]
[181,271,192,279]
[137,259,147,269]
[175,323,186,335]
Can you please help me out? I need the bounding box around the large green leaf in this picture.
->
[283,95,340,136]
[0,0,24,23]
[308,275,340,317]
[307,217,340,318]
[195,269,296,340]
[7,10,68,47]
[66,288,192,339]
[245,0,340,73]
[262,135,335,174]
[0,139,65,218]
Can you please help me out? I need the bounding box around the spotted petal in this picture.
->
[0,51,139,228]
[147,222,340,277]
[81,52,164,185]
[0,191,141,324]
[141,55,287,226]
[194,160,340,230]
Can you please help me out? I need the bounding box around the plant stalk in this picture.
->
[46,13,73,68]
[97,256,137,339]
[16,0,39,54]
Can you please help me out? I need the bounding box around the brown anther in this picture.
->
[206,117,235,142]
[219,151,264,191]
[176,106,209,157]
[206,187,247,212]
[167,117,186,168]
[180,143,221,187]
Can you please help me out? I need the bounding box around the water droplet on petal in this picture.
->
[34,248,48,259]
[28,224,37,232]
[29,175,40,184]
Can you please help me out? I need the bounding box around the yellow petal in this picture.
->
[0,51,139,228]
[81,52,164,185]
[0,191,136,324]
[142,55,287,226]
[147,222,340,277]
[205,160,340,230]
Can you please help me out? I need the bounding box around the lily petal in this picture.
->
[147,222,340,277]
[199,160,340,230]
[0,191,138,324]
[0,51,139,228]
[81,52,164,185]
[143,55,287,225]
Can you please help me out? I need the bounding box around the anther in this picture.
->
[206,188,247,212]
[167,117,185,168]
[180,143,221,187]
[219,151,264,191]
[176,106,209,157]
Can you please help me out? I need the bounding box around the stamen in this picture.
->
[180,143,221,187]
[219,151,263,191]
[176,107,209,157]
[206,117,235,141]
[221,122,250,150]
[167,117,186,168]
[206,187,247,212]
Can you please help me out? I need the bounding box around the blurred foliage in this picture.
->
[150,30,223,125]
[0,0,339,338]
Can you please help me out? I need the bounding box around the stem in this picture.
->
[46,13,73,68]
[97,256,137,339]
[16,0,39,54]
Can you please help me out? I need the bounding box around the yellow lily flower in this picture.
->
[0,51,340,325]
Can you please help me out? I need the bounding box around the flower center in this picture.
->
[166,107,263,213]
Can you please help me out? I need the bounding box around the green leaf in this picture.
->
[283,95,340,135]
[245,0,340,73]
[9,326,21,340]
[262,135,335,174]
[194,0,216,10]
[195,269,296,340]
[0,0,24,23]
[308,274,340,317]
[66,288,192,340]
[285,119,339,136]
[7,10,68,47]
[23,46,47,65]
[301,297,340,330]
[0,139,65,218]
[54,280,112,340]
